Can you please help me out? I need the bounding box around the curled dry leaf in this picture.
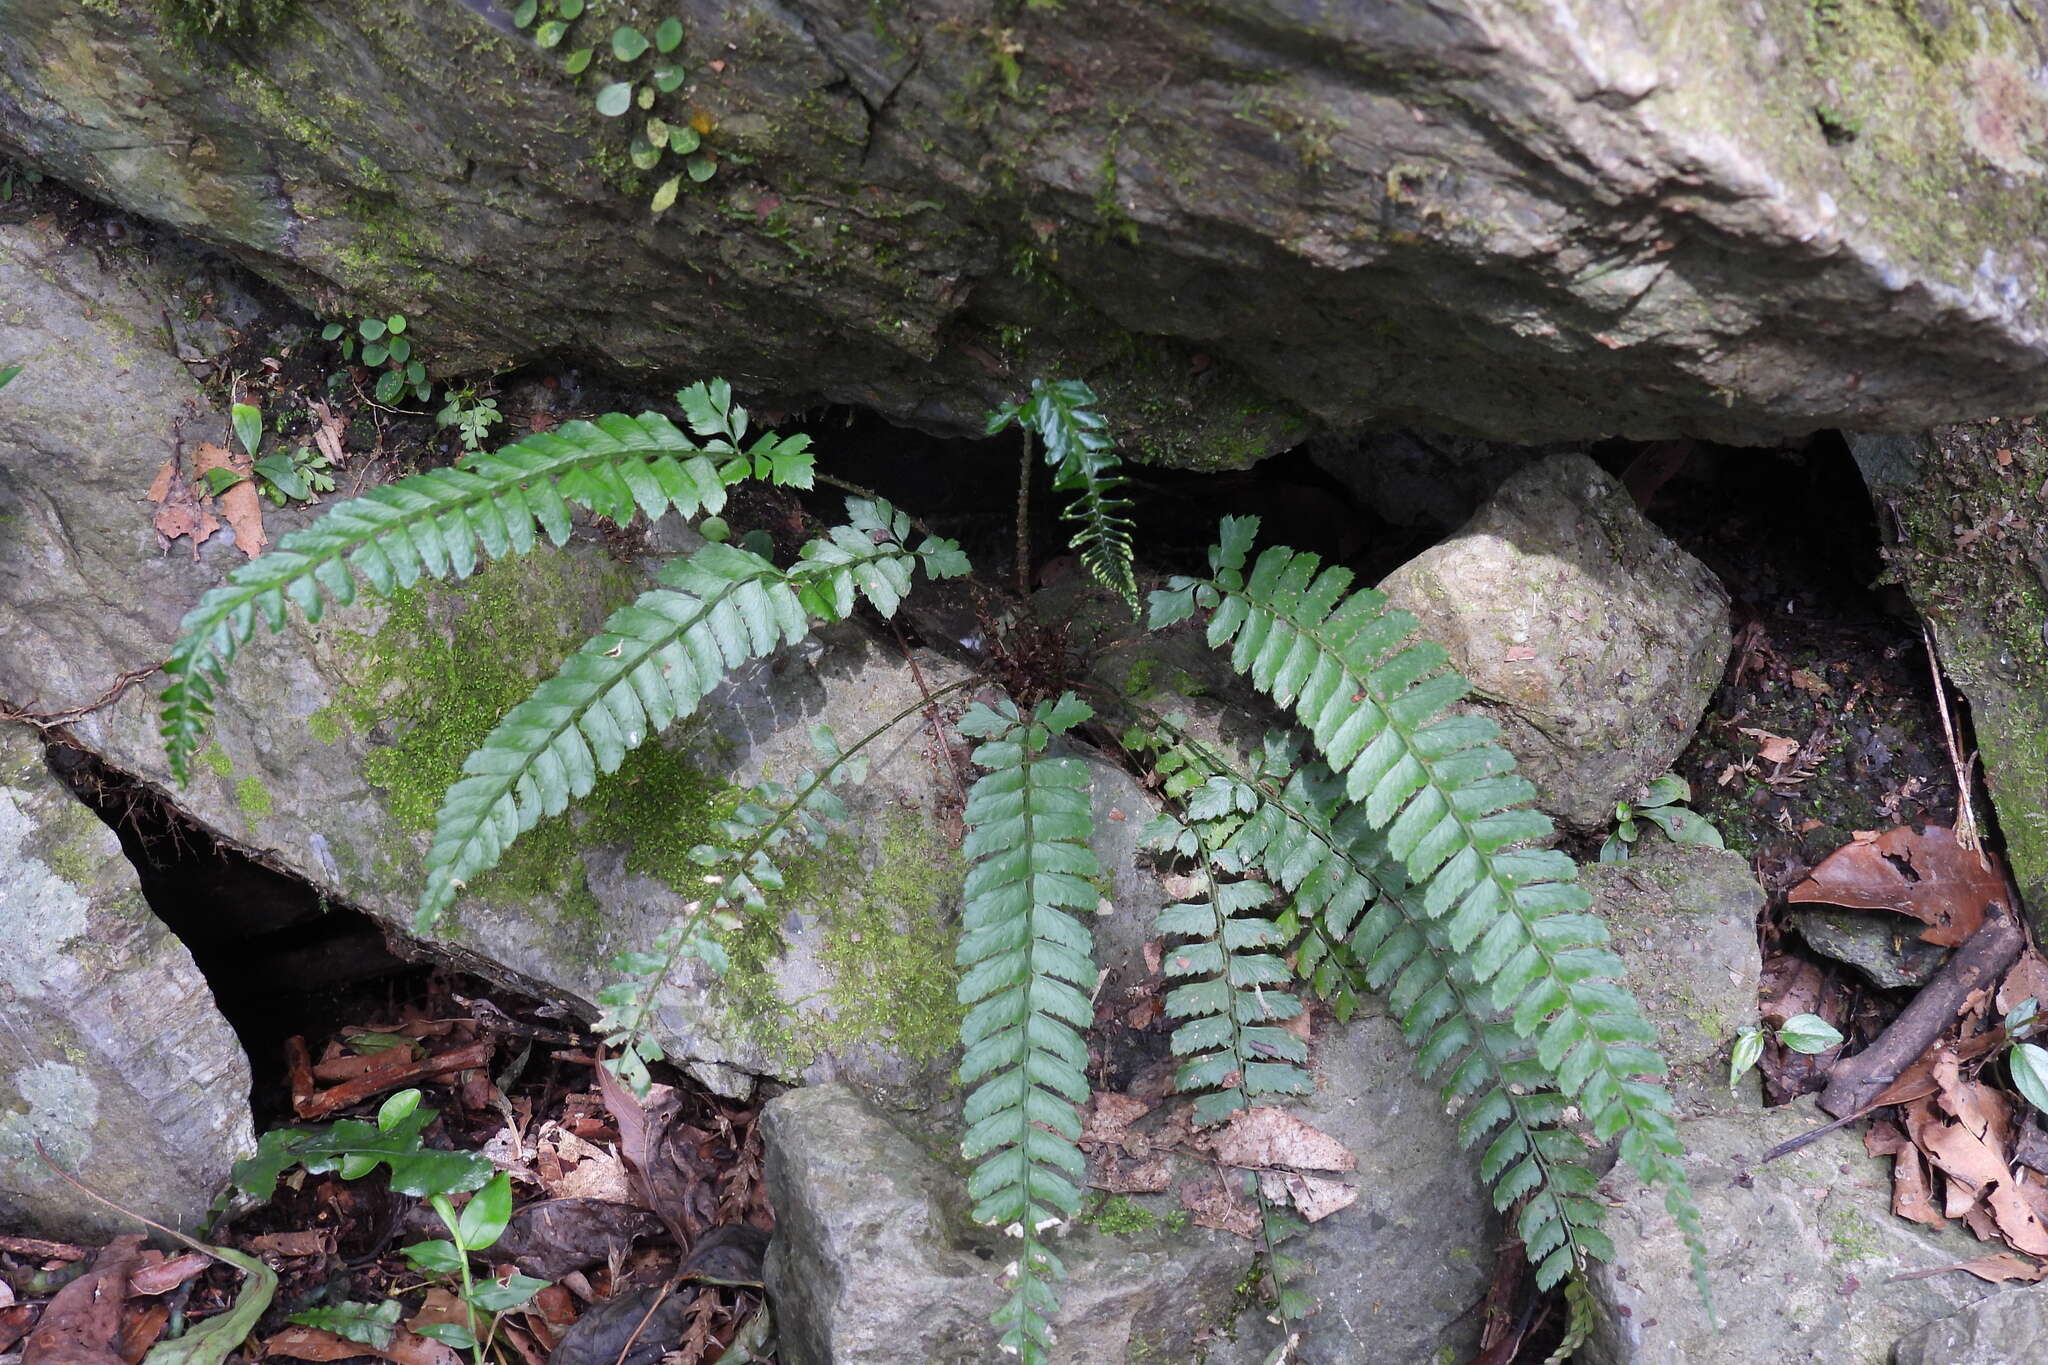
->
[1866,1121,1946,1229]
[1739,727,1801,764]
[1080,1093,1151,1148]
[1903,1094,2048,1255]
[22,1234,144,1365]
[144,458,219,558]
[1176,1167,1260,1239]
[262,1325,462,1365]
[1256,1170,1358,1224]
[1787,825,2005,947]
[1211,1106,1356,1173]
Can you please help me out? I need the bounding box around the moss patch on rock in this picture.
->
[714,806,963,1075]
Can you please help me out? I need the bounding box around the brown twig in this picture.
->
[609,1279,676,1365]
[1817,902,2023,1118]
[0,662,165,729]
[1923,623,1982,855]
[889,621,965,807]
[1015,426,1033,600]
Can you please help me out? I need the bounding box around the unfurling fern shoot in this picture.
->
[954,693,1099,1362]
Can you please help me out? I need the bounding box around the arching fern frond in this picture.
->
[160,383,798,785]
[1149,517,1709,1304]
[1124,713,1615,1289]
[955,693,1099,1364]
[417,496,965,931]
[987,378,1138,613]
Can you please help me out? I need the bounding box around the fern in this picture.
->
[1149,517,1708,1300]
[987,378,1138,613]
[159,382,807,784]
[954,693,1099,1362]
[417,496,964,929]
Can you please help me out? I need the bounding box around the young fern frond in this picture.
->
[1149,517,1709,1303]
[1141,811,1312,1125]
[158,380,814,785]
[987,378,1138,613]
[418,496,964,930]
[955,693,1099,1364]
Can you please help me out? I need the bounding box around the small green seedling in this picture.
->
[0,363,20,392]
[252,1090,545,1365]
[1729,1013,1844,1090]
[322,315,431,405]
[1600,773,1726,863]
[436,391,503,453]
[2004,997,2048,1117]
[212,402,334,505]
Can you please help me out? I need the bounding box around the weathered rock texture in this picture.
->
[0,212,970,1101]
[1582,840,1764,1114]
[0,724,253,1240]
[1894,1280,2048,1365]
[1850,425,2048,938]
[1379,453,1731,831]
[9,2,2048,450]
[1586,1097,2003,1365]
[761,1084,1258,1365]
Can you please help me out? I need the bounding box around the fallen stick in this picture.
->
[1819,901,2023,1118]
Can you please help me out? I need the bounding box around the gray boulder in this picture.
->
[1584,1097,2000,1365]
[761,1084,1258,1365]
[1583,840,1764,1114]
[0,211,969,1101]
[1379,453,1730,832]
[10,3,2048,448]
[1893,1281,2048,1365]
[0,724,253,1240]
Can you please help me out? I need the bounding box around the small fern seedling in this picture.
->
[986,378,1139,613]
[955,693,1100,1362]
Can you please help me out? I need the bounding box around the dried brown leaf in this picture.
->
[1255,1169,1358,1224]
[1211,1106,1356,1172]
[22,1235,144,1365]
[1739,727,1801,764]
[2000,950,2048,1017]
[1787,825,2004,947]
[1177,1168,1259,1239]
[1081,1093,1151,1149]
[1905,1095,2048,1254]
[192,442,265,558]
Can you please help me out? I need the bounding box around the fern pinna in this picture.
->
[986,377,1138,613]
[1149,516,1708,1297]
[954,694,1099,1363]
[159,381,809,784]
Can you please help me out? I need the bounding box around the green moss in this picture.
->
[327,550,734,916]
[235,775,274,822]
[714,807,963,1073]
[307,708,344,745]
[1081,1194,1162,1237]
[1824,1201,1880,1263]
[200,745,233,779]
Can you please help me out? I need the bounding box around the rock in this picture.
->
[1218,1010,1496,1365]
[1583,840,1765,1114]
[1583,1097,2002,1365]
[1786,905,1947,990]
[1893,1281,2048,1365]
[0,212,969,1101]
[1378,454,1731,832]
[0,724,253,1240]
[1849,426,2048,941]
[760,1084,1257,1365]
[11,4,2048,447]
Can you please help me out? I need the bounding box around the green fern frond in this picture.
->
[987,378,1138,613]
[955,692,1099,1364]
[159,384,795,785]
[418,497,963,931]
[1149,519,1709,1302]
[1141,812,1312,1125]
